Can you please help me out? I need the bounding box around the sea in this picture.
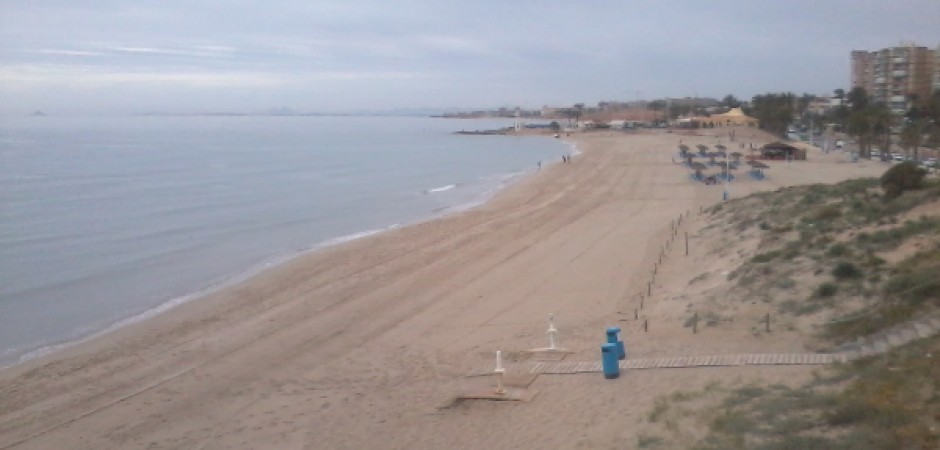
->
[0,115,572,368]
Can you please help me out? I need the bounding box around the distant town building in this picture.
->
[806,97,834,116]
[850,42,937,113]
[688,108,759,128]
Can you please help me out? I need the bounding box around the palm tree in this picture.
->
[834,88,845,102]
[844,88,892,159]
[846,104,890,158]
[906,91,940,151]
[750,92,795,137]
[900,119,927,163]
[847,87,869,111]
[847,109,874,157]
[869,103,893,156]
[796,93,815,117]
[722,94,739,109]
[831,88,848,132]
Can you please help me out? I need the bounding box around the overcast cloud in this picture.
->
[1,0,938,114]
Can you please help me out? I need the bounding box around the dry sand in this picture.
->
[0,129,891,449]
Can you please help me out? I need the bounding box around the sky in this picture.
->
[1,0,939,115]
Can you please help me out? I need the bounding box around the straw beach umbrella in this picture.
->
[748,160,769,179]
[689,161,707,180]
[715,161,736,181]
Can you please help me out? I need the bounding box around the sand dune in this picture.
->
[0,129,890,449]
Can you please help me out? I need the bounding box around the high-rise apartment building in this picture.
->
[934,45,940,94]
[850,42,936,113]
[850,50,873,92]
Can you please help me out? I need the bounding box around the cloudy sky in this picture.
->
[1,0,938,115]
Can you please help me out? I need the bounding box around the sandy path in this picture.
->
[0,130,889,449]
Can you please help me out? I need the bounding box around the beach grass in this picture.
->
[641,174,940,448]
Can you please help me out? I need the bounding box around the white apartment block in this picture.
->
[851,42,937,113]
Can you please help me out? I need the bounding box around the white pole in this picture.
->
[723,150,729,201]
[495,350,506,394]
[547,314,558,350]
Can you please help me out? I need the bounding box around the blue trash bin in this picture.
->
[601,343,620,379]
[606,326,626,360]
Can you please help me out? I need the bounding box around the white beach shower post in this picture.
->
[547,313,558,350]
[494,350,506,394]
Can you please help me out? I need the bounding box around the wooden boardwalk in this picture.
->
[526,353,844,375]
[466,314,940,378]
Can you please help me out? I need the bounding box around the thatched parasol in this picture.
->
[715,161,736,170]
[689,161,708,181]
[748,160,769,179]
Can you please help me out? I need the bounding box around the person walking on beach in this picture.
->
[538,161,542,170]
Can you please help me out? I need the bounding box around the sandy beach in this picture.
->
[0,129,891,449]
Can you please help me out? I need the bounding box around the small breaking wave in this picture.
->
[426,184,457,194]
[315,226,396,247]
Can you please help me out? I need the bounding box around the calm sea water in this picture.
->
[0,115,570,367]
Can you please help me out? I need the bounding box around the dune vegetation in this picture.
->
[640,172,940,449]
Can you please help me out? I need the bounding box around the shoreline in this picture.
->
[1,134,577,370]
[3,224,397,370]
[0,129,892,449]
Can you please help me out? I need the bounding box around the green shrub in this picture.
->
[816,282,838,298]
[832,177,880,195]
[751,251,780,263]
[880,161,926,199]
[832,261,863,280]
[884,268,940,307]
[827,243,851,257]
[637,435,663,448]
[811,204,842,221]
